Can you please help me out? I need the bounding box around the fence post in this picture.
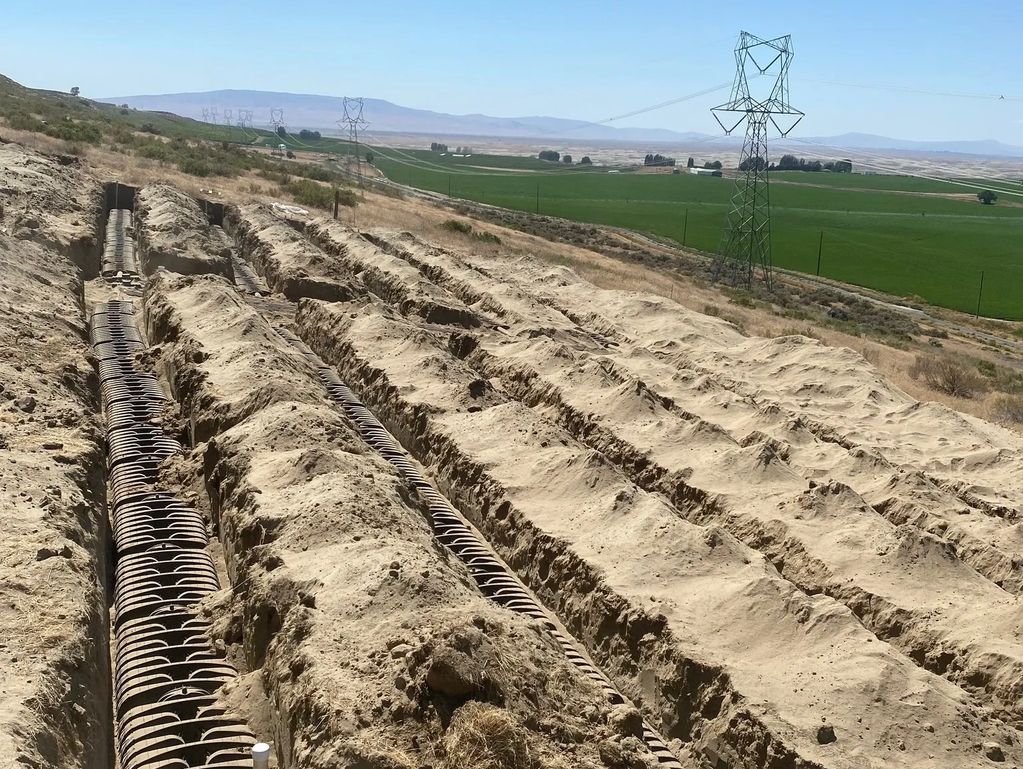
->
[976,270,985,318]
[816,230,823,276]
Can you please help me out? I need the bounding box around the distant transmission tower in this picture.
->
[236,109,253,131]
[210,108,219,126]
[339,97,369,182]
[223,108,233,127]
[269,108,285,135]
[201,107,210,123]
[711,31,803,289]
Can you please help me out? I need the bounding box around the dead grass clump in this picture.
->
[991,394,1023,424]
[778,325,823,341]
[909,355,987,398]
[442,702,533,769]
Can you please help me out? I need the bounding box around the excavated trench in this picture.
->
[274,329,685,768]
[89,206,256,769]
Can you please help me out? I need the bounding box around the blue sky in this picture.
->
[3,0,1022,142]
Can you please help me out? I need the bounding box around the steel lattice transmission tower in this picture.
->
[269,108,285,134]
[339,97,369,182]
[711,31,803,289]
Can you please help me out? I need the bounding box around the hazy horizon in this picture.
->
[4,0,1022,144]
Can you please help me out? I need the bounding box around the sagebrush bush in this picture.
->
[909,355,986,398]
[442,219,473,235]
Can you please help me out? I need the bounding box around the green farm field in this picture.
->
[371,148,1023,319]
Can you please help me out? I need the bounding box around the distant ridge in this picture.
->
[99,89,1023,157]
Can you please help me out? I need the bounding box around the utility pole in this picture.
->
[682,208,689,246]
[816,230,824,275]
[712,31,804,289]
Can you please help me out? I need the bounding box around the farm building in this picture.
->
[689,167,723,177]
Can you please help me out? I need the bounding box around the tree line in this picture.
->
[644,153,676,167]
[538,150,592,165]
[737,155,853,173]
[430,143,473,154]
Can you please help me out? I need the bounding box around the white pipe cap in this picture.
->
[252,742,271,769]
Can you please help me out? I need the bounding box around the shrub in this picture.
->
[140,123,161,134]
[442,219,473,235]
[909,355,986,398]
[473,230,501,244]
[991,394,1023,424]
[283,180,355,211]
[177,157,214,177]
[44,120,102,144]
[136,142,171,161]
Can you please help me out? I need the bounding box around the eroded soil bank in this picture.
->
[0,142,111,769]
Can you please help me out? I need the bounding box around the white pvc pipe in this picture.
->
[252,742,271,769]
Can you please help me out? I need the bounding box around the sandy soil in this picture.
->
[271,219,1023,767]
[227,204,356,302]
[6,126,1023,769]
[142,273,651,768]
[0,143,111,769]
[134,183,232,277]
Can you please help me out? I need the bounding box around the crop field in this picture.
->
[372,149,1023,319]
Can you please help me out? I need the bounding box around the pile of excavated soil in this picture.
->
[0,142,110,769]
[270,220,1023,768]
[134,183,232,277]
[143,273,650,769]
[226,204,356,301]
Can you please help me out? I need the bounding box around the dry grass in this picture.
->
[441,702,533,769]
[991,394,1023,425]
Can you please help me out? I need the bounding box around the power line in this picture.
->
[795,77,1023,103]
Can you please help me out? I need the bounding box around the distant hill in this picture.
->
[99,89,1023,158]
[797,132,1023,158]
[98,89,707,143]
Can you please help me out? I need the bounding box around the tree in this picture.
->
[276,126,287,137]
[298,129,322,140]
[644,153,675,167]
[538,150,560,162]
[562,155,573,164]
[978,190,998,205]
[579,156,592,165]
[70,86,80,97]
[704,160,722,170]
[365,151,374,164]
[738,156,768,172]
[687,157,695,168]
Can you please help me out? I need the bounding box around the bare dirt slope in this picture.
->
[0,143,111,769]
[143,273,651,769]
[274,220,1023,768]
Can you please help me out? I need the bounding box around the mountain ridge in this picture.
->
[98,89,1023,157]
